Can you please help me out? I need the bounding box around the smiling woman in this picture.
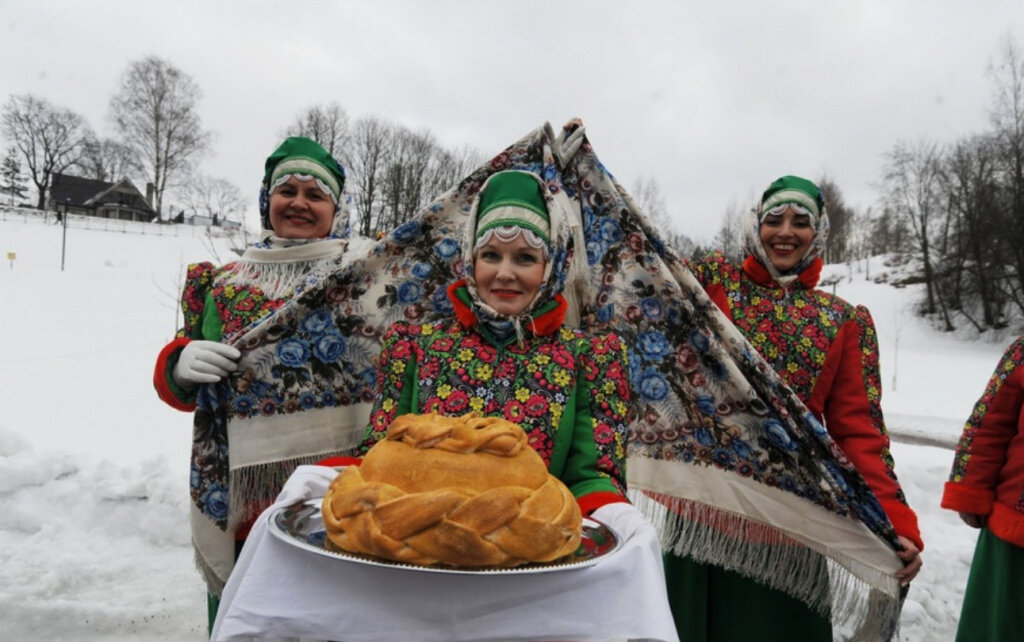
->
[150,135,357,634]
[356,170,636,523]
[757,203,815,273]
[268,175,336,239]
[471,171,551,317]
[669,175,924,641]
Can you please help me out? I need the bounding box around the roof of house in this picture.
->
[50,173,156,216]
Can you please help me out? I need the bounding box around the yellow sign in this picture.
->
[6,252,14,260]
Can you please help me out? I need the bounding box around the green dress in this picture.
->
[956,528,1024,642]
[665,553,831,641]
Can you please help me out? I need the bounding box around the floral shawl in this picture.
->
[189,121,904,636]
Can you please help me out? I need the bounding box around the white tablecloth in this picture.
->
[211,465,678,642]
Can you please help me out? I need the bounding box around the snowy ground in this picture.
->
[0,210,1008,641]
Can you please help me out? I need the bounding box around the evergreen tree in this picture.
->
[0,147,28,205]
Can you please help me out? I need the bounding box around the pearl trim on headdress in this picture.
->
[270,172,337,205]
[472,226,550,259]
[759,201,818,228]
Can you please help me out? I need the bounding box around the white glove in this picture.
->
[554,119,586,168]
[589,502,652,541]
[171,340,241,389]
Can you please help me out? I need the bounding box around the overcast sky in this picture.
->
[3,1,1023,241]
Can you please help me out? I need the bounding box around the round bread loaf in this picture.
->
[321,412,583,567]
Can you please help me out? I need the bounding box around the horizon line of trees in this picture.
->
[869,37,1024,334]
[282,103,485,237]
[4,37,1023,334]
[0,57,486,238]
[642,35,1024,335]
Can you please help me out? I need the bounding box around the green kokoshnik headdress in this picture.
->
[474,170,551,250]
[758,174,824,228]
[259,136,347,231]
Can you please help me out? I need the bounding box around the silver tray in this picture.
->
[268,498,620,575]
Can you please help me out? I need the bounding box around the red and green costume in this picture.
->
[357,170,632,513]
[358,280,631,514]
[661,249,922,641]
[942,336,1024,641]
[692,252,921,546]
[154,261,287,411]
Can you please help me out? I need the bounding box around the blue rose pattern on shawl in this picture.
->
[185,122,901,632]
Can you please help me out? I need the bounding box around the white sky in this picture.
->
[3,0,1024,241]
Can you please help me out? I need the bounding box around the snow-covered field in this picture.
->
[0,210,1008,641]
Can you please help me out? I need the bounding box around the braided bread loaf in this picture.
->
[321,412,582,567]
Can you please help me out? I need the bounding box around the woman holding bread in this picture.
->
[358,169,632,515]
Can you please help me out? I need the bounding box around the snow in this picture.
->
[0,210,1004,641]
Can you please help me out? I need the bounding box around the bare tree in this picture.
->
[890,306,905,391]
[73,136,141,183]
[631,175,697,256]
[283,102,350,162]
[347,117,392,237]
[940,135,1006,329]
[816,175,853,263]
[1,94,91,209]
[713,201,747,263]
[883,139,953,329]
[380,127,428,230]
[344,116,483,238]
[868,206,910,257]
[379,127,455,233]
[988,36,1024,317]
[177,174,247,224]
[632,175,668,221]
[429,143,485,201]
[846,208,873,276]
[109,56,211,218]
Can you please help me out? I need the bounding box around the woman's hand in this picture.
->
[172,340,241,389]
[894,535,922,586]
[958,511,987,529]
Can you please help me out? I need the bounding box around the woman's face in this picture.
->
[473,234,547,316]
[268,175,335,239]
[758,205,815,272]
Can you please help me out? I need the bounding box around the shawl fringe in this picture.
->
[632,491,902,640]
[229,452,346,527]
[223,242,347,300]
[193,547,226,597]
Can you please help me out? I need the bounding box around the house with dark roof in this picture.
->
[48,173,158,222]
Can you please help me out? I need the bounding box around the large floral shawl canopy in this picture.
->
[196,120,904,636]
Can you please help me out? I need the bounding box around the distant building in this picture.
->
[171,210,242,229]
[48,173,158,222]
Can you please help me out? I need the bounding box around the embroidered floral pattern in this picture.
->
[182,122,901,555]
[687,253,907,506]
[563,166,897,542]
[360,320,630,493]
[179,262,285,343]
[690,253,847,400]
[854,305,904,500]
[950,337,1024,482]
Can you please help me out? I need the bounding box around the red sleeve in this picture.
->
[153,337,196,412]
[154,262,221,412]
[576,491,629,517]
[941,339,1024,515]
[315,456,363,468]
[817,310,923,550]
